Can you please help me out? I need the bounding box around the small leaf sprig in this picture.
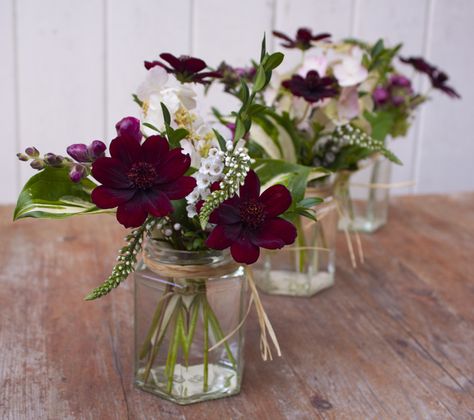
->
[85,217,157,300]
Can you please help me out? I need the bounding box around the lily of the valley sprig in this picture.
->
[14,36,304,300]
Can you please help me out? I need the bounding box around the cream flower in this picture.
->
[333,47,368,87]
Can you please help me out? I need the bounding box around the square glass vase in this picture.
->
[336,156,392,233]
[134,241,247,405]
[255,186,337,297]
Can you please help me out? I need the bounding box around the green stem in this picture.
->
[205,300,237,368]
[166,302,183,394]
[366,158,380,224]
[295,217,306,273]
[139,285,172,360]
[202,296,209,392]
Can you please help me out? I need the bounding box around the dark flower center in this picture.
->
[240,199,266,229]
[127,162,158,190]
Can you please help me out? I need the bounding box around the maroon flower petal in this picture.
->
[116,198,148,228]
[208,199,241,225]
[157,148,191,182]
[259,184,292,217]
[92,157,133,188]
[144,60,172,72]
[158,176,196,200]
[252,218,297,249]
[110,136,141,168]
[205,225,234,250]
[239,170,260,201]
[230,235,260,264]
[159,53,184,71]
[141,135,169,165]
[183,56,207,73]
[91,186,135,209]
[138,190,173,217]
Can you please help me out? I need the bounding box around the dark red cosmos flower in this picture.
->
[282,70,338,103]
[400,56,460,98]
[145,53,221,85]
[273,28,331,50]
[91,135,196,228]
[205,171,296,264]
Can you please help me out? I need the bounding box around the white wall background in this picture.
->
[1,0,473,204]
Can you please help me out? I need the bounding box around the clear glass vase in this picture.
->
[255,183,337,297]
[336,156,391,233]
[134,241,247,405]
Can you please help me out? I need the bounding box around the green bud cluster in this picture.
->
[84,217,157,300]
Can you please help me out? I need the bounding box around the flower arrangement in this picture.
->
[212,27,460,235]
[13,38,315,403]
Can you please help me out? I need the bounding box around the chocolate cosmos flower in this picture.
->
[400,56,460,98]
[273,28,331,50]
[91,135,196,228]
[282,70,338,103]
[145,53,221,84]
[205,171,296,264]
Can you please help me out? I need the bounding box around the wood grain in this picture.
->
[1,193,474,419]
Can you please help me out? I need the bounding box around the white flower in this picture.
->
[180,139,201,168]
[337,87,360,122]
[298,54,328,77]
[186,204,197,218]
[333,48,368,87]
[196,172,211,189]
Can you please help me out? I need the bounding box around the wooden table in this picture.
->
[1,194,473,419]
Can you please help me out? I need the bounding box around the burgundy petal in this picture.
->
[205,225,234,250]
[67,144,89,162]
[92,157,133,188]
[138,190,173,217]
[259,184,292,217]
[158,176,196,200]
[159,53,183,71]
[109,136,141,168]
[91,185,135,209]
[208,199,241,225]
[239,170,260,201]
[116,198,148,228]
[183,56,207,73]
[141,135,169,165]
[252,217,297,249]
[144,60,172,72]
[230,235,260,264]
[157,148,191,182]
[115,117,141,143]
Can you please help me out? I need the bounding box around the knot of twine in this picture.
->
[142,254,281,361]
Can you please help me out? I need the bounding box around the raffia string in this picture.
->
[142,254,281,361]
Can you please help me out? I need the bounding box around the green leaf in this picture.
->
[161,102,171,126]
[166,127,189,147]
[364,110,395,142]
[14,167,105,221]
[238,80,250,104]
[298,197,324,208]
[233,117,246,142]
[142,122,160,133]
[132,94,144,108]
[253,64,267,92]
[260,34,267,62]
[371,39,385,57]
[264,52,284,71]
[213,129,228,151]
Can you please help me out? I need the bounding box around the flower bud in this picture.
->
[115,117,141,143]
[390,74,411,88]
[17,153,29,161]
[69,164,87,183]
[30,159,45,170]
[372,86,389,105]
[44,153,64,167]
[25,147,40,158]
[87,140,106,160]
[66,143,89,162]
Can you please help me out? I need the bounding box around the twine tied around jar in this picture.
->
[142,254,281,361]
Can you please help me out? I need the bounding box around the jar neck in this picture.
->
[144,239,232,267]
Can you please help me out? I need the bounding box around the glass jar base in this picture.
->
[338,215,386,233]
[135,363,241,405]
[256,270,334,297]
